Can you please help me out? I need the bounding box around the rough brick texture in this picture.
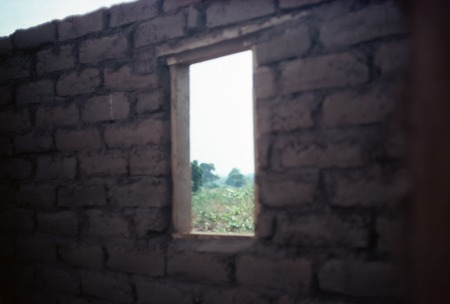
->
[36,104,79,127]
[14,22,55,50]
[104,65,157,90]
[109,177,169,207]
[56,68,101,96]
[37,45,75,74]
[37,211,78,236]
[55,128,101,151]
[135,279,192,304]
[255,25,311,65]
[134,207,169,237]
[107,245,165,276]
[82,271,133,302]
[320,2,405,48]
[58,182,106,207]
[0,1,407,303]
[85,210,129,238]
[110,0,158,27]
[236,256,312,292]
[104,120,168,148]
[16,183,56,209]
[14,132,53,153]
[0,56,31,81]
[281,52,369,94]
[206,0,275,27]
[60,243,103,269]
[16,79,54,104]
[135,15,185,47]
[79,34,128,63]
[319,260,396,297]
[168,251,230,283]
[274,213,369,248]
[82,93,130,122]
[79,151,127,177]
[0,37,12,55]
[322,86,393,127]
[58,10,104,41]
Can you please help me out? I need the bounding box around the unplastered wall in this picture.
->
[0,0,408,303]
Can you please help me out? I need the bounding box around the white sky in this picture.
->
[0,0,138,37]
[190,51,254,177]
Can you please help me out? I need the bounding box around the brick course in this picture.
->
[0,1,407,303]
[168,251,230,283]
[16,79,54,104]
[79,151,127,177]
[255,25,311,65]
[16,183,56,209]
[0,56,31,81]
[58,10,104,41]
[107,245,165,276]
[319,260,396,297]
[36,155,76,180]
[85,210,129,238]
[110,0,158,27]
[281,52,369,94]
[322,87,392,127]
[275,213,369,248]
[60,243,103,269]
[135,279,192,304]
[82,93,130,122]
[14,132,53,153]
[56,68,101,96]
[135,15,185,47]
[37,45,75,74]
[58,182,106,207]
[104,65,157,90]
[206,0,275,27]
[14,22,55,50]
[236,256,312,292]
[55,128,101,151]
[109,177,169,207]
[36,104,79,127]
[320,2,404,49]
[105,120,168,148]
[36,211,78,236]
[82,271,133,302]
[134,208,169,237]
[79,34,128,63]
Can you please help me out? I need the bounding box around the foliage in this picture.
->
[192,184,254,233]
[200,162,219,188]
[191,160,203,192]
[225,168,246,187]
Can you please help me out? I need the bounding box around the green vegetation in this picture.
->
[225,167,246,187]
[191,160,203,192]
[191,161,254,233]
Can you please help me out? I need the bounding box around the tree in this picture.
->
[200,163,219,187]
[225,168,246,187]
[191,160,203,192]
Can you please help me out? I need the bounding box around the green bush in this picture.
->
[192,184,254,233]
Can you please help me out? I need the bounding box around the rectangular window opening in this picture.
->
[189,50,255,236]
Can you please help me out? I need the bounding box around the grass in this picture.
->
[192,184,254,233]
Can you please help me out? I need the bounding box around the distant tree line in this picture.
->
[191,161,247,192]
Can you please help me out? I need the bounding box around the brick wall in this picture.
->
[0,0,408,303]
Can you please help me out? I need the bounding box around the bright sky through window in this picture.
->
[0,0,138,37]
[189,51,254,177]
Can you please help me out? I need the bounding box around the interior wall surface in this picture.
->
[0,0,408,303]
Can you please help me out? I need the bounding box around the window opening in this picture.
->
[189,50,255,235]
